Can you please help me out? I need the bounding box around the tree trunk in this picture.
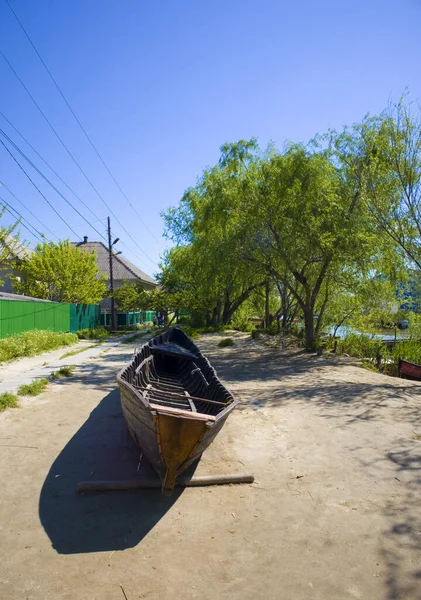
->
[265,280,270,328]
[211,301,222,327]
[304,306,315,350]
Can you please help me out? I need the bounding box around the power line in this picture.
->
[0,47,158,267]
[0,109,98,222]
[0,138,80,239]
[0,129,109,244]
[0,179,59,240]
[0,113,157,271]
[0,194,45,243]
[4,0,161,247]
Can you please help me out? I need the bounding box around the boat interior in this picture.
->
[122,331,233,416]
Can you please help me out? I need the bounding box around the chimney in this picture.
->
[83,236,88,243]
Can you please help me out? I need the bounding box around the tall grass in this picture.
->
[0,391,19,411]
[51,365,76,379]
[335,333,385,360]
[331,333,421,377]
[392,340,421,365]
[76,326,108,340]
[0,330,78,363]
[17,378,49,396]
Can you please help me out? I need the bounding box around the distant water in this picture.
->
[327,325,410,342]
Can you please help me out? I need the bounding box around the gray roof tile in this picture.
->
[72,241,157,287]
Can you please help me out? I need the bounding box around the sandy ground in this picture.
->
[0,332,421,600]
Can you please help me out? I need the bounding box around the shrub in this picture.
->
[0,330,78,364]
[392,340,421,365]
[0,391,19,411]
[217,337,235,348]
[51,365,76,380]
[76,326,108,340]
[17,378,49,396]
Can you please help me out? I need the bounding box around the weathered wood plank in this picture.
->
[77,473,254,493]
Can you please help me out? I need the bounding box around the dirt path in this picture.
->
[0,332,420,599]
[0,331,143,395]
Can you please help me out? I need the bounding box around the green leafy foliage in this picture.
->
[12,240,107,303]
[0,208,21,286]
[0,391,19,411]
[161,96,421,350]
[0,330,78,363]
[17,378,49,396]
[76,326,108,340]
[51,365,76,379]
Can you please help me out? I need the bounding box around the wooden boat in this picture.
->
[117,326,237,495]
[398,358,421,380]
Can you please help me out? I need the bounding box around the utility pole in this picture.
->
[107,216,117,330]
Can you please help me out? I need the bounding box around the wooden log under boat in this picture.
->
[398,359,421,380]
[117,325,237,495]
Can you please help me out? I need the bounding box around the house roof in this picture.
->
[72,239,157,287]
[0,233,34,261]
[0,291,52,302]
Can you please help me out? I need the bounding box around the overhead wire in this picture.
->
[0,116,156,269]
[0,48,159,267]
[0,129,108,243]
[0,137,80,238]
[0,179,59,240]
[4,0,161,247]
[0,109,100,222]
[0,194,45,243]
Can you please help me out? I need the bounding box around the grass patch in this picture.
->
[17,378,49,396]
[0,391,19,410]
[0,330,78,364]
[60,343,101,359]
[217,337,235,348]
[76,326,109,340]
[51,365,76,380]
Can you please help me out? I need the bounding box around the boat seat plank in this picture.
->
[150,342,198,360]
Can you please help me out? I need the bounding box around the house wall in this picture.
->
[0,268,21,294]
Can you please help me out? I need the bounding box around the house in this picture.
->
[0,233,34,294]
[73,236,158,325]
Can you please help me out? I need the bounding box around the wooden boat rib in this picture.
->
[117,326,237,494]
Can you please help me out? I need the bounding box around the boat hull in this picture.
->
[399,359,421,380]
[117,327,237,494]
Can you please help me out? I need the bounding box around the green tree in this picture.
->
[0,209,21,285]
[352,97,421,271]
[162,140,266,327]
[238,143,380,349]
[114,281,148,312]
[12,240,107,303]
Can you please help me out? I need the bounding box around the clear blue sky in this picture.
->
[1,0,420,278]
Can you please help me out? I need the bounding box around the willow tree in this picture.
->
[344,97,421,272]
[162,140,266,326]
[239,143,379,349]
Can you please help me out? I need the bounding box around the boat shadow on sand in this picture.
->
[39,388,191,555]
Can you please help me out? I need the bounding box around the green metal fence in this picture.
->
[0,300,70,338]
[69,304,101,332]
[0,300,101,339]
